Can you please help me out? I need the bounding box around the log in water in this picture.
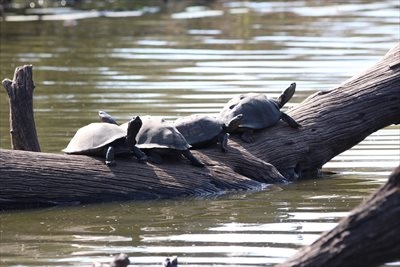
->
[0,43,399,209]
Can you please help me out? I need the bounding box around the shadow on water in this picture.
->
[0,0,399,266]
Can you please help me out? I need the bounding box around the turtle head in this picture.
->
[225,114,243,133]
[126,116,142,148]
[276,82,296,108]
[126,116,148,163]
[99,110,119,125]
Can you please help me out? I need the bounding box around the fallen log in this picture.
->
[0,43,399,209]
[277,165,400,267]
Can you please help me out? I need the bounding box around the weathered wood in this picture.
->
[0,43,399,209]
[2,65,41,152]
[0,147,278,209]
[277,165,400,267]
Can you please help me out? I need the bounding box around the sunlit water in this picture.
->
[0,0,399,266]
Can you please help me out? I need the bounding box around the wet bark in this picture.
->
[0,43,399,209]
[277,165,400,267]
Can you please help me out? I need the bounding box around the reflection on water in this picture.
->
[0,171,393,266]
[0,0,399,266]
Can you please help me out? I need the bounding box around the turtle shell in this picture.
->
[120,116,190,151]
[62,122,126,154]
[174,114,223,146]
[219,93,280,130]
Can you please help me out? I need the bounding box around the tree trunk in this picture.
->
[277,165,400,267]
[2,64,41,152]
[0,43,399,209]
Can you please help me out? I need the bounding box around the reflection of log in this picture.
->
[0,43,399,209]
[277,166,400,267]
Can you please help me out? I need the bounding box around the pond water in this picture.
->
[0,0,399,266]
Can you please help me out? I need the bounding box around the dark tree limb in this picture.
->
[0,43,399,209]
[242,43,400,177]
[277,165,400,267]
[2,65,40,152]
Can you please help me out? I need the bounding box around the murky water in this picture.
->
[0,0,399,266]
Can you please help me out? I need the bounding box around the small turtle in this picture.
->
[120,116,205,167]
[110,253,130,267]
[62,116,147,166]
[164,256,178,267]
[174,114,242,152]
[219,82,300,142]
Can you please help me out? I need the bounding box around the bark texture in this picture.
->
[277,166,400,267]
[0,43,399,209]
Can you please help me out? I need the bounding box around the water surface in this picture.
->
[0,0,399,266]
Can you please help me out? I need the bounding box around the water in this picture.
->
[0,0,399,266]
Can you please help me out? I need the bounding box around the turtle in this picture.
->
[164,256,178,267]
[219,82,301,142]
[120,116,205,167]
[174,114,243,152]
[110,253,130,267]
[62,116,147,166]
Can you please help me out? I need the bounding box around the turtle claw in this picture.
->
[105,146,117,166]
[106,160,116,167]
[131,146,148,163]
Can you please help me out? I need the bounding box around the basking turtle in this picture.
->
[62,116,147,166]
[219,82,300,142]
[110,253,130,267]
[174,114,242,152]
[120,116,205,167]
[164,256,178,267]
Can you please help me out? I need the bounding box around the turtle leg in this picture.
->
[132,147,148,163]
[280,112,301,128]
[147,150,163,164]
[241,129,254,143]
[182,150,205,167]
[218,132,229,152]
[105,146,116,167]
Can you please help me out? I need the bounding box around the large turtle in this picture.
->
[174,114,242,152]
[219,82,300,142]
[120,116,205,167]
[62,116,147,166]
